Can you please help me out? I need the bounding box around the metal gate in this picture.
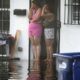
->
[0,0,10,79]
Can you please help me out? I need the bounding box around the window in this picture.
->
[0,0,10,34]
[64,0,80,25]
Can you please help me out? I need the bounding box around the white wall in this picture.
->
[10,0,29,60]
[60,0,80,53]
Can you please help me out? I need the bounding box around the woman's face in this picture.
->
[31,3,37,9]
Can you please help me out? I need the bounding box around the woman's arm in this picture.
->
[28,8,33,20]
[41,5,48,18]
[41,6,46,17]
[31,8,42,22]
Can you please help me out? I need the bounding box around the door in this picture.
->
[28,0,61,72]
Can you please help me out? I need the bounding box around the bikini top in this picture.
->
[43,18,55,28]
[31,9,42,24]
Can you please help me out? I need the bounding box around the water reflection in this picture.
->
[0,60,28,80]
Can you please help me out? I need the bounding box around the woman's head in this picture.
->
[43,2,54,13]
[43,4,51,13]
[31,0,41,9]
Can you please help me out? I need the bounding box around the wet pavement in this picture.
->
[0,60,28,80]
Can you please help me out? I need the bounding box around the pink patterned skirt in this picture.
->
[29,23,42,38]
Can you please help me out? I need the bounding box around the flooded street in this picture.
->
[0,60,28,80]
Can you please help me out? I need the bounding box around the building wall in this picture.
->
[10,0,29,60]
[60,0,80,53]
[9,0,80,60]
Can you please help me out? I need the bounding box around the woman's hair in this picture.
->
[45,3,54,13]
[31,0,41,7]
[43,0,55,13]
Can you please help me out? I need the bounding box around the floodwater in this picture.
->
[0,60,28,80]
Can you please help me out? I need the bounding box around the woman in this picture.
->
[28,0,42,70]
[41,4,56,60]
[41,3,56,80]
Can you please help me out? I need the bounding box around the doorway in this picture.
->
[28,0,61,72]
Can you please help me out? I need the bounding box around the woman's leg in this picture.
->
[45,39,54,80]
[33,37,41,71]
[45,39,54,59]
[30,36,41,71]
[30,36,37,60]
[44,28,55,59]
[44,28,55,80]
[30,36,41,60]
[34,36,41,60]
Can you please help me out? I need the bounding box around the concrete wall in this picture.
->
[10,0,29,60]
[60,0,80,53]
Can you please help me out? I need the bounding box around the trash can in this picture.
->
[53,52,80,80]
[73,58,80,80]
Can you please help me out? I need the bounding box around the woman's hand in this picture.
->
[42,4,47,10]
[28,8,33,20]
[41,5,48,18]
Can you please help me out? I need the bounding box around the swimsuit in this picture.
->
[43,18,55,39]
[29,22,42,38]
[29,9,42,38]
